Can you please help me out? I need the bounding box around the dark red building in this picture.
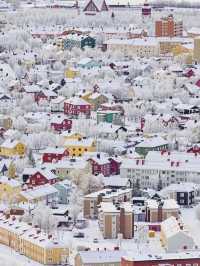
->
[64,97,91,117]
[42,147,69,163]
[35,90,57,103]
[51,116,72,132]
[109,157,121,175]
[27,169,58,187]
[89,155,111,177]
[121,253,200,266]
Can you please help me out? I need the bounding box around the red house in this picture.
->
[89,154,111,177]
[109,157,121,175]
[64,97,91,118]
[51,116,72,132]
[83,0,109,14]
[184,69,195,78]
[187,144,200,154]
[35,90,57,103]
[27,169,58,187]
[195,79,200,87]
[42,147,69,163]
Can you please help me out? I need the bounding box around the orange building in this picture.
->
[155,15,183,37]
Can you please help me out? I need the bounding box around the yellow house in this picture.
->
[0,139,26,157]
[0,214,69,265]
[64,138,96,157]
[60,131,84,142]
[0,115,12,129]
[65,67,79,79]
[0,176,21,204]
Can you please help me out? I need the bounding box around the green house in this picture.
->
[63,34,96,50]
[135,137,168,157]
[97,110,124,125]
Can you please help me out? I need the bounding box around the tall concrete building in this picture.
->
[155,15,183,37]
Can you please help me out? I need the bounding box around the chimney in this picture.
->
[142,160,145,165]
[104,247,106,251]
[171,161,174,167]
[136,160,139,165]
[176,162,180,167]
[168,151,171,155]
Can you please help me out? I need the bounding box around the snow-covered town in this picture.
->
[2,0,200,265]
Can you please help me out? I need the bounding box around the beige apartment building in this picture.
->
[0,214,69,265]
[194,37,200,63]
[83,188,132,219]
[145,199,179,223]
[105,38,160,58]
[98,202,134,239]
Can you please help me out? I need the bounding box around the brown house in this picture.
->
[98,202,134,239]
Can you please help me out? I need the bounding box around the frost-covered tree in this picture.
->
[69,187,83,224]
[32,203,57,234]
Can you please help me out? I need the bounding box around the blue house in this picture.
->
[53,179,75,204]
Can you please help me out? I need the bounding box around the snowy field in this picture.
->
[0,244,42,266]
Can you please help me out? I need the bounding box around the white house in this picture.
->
[161,216,195,253]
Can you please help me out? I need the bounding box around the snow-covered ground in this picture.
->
[0,244,42,266]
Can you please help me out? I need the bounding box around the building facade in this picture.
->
[155,15,183,37]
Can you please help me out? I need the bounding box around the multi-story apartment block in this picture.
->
[0,214,69,265]
[155,15,183,37]
[145,199,179,223]
[105,38,160,58]
[98,202,134,239]
[120,151,200,189]
[83,188,132,219]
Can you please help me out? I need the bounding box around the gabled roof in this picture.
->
[83,0,108,12]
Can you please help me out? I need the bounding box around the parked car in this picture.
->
[93,238,98,243]
[73,232,85,238]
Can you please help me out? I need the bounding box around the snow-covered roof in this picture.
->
[20,184,58,200]
[42,147,67,154]
[103,175,129,187]
[51,96,65,104]
[1,139,23,149]
[64,138,95,147]
[105,38,159,46]
[0,176,21,188]
[161,182,198,194]
[64,96,90,106]
[78,250,126,264]
[135,137,168,148]
[84,188,132,199]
